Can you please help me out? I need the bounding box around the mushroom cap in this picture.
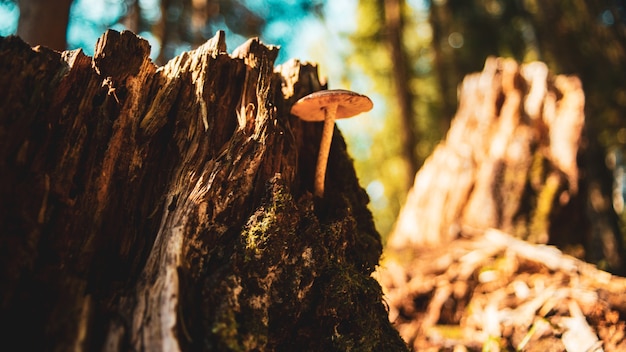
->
[290,89,373,121]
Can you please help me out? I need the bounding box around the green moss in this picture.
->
[204,172,406,351]
[241,184,294,261]
[242,213,272,259]
[482,335,506,352]
[523,149,565,243]
[315,263,407,351]
[529,173,560,243]
[529,149,546,190]
[212,302,243,351]
[429,325,464,340]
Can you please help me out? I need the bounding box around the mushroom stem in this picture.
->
[314,103,338,197]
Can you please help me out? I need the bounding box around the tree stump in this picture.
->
[0,30,407,351]
[390,57,586,249]
[380,57,626,351]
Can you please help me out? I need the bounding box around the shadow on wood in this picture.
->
[0,30,407,351]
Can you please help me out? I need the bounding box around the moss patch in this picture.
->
[200,174,407,351]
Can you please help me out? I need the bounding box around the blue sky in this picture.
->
[0,0,355,65]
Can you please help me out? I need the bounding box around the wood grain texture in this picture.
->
[0,30,407,351]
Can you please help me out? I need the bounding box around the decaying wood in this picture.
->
[380,57,626,351]
[389,57,585,249]
[0,30,407,351]
[377,228,626,351]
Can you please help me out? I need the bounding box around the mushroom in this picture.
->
[290,89,373,197]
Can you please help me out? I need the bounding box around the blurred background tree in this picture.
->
[2,0,626,266]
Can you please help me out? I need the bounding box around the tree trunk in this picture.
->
[17,0,73,50]
[0,30,407,351]
[428,0,458,126]
[384,0,419,188]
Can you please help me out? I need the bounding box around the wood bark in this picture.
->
[0,30,408,351]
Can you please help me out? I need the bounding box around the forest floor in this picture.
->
[377,229,626,351]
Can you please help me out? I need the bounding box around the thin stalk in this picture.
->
[314,104,338,197]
